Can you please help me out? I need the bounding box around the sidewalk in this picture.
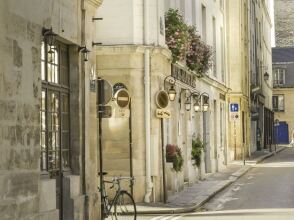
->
[136,145,288,214]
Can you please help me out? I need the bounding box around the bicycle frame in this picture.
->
[101,180,129,217]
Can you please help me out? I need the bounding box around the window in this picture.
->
[202,5,207,42]
[212,17,217,77]
[273,68,285,86]
[192,0,196,26]
[272,95,285,112]
[221,27,225,82]
[220,0,224,10]
[40,41,70,177]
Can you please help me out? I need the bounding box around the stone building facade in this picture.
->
[226,0,251,160]
[95,0,229,203]
[226,0,274,160]
[272,48,294,143]
[249,0,274,153]
[0,0,103,219]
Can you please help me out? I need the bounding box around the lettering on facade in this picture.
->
[171,64,196,88]
[219,93,226,101]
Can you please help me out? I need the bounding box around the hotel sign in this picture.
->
[156,109,171,119]
[171,64,197,88]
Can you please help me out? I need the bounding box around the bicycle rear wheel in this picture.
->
[114,191,136,220]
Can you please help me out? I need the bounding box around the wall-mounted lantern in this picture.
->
[179,89,192,111]
[42,27,57,46]
[164,75,177,101]
[194,101,201,112]
[264,72,269,81]
[185,97,191,111]
[201,92,210,112]
[193,92,210,112]
[78,46,91,61]
[190,92,200,112]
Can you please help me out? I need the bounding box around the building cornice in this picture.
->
[85,0,103,8]
[200,76,230,94]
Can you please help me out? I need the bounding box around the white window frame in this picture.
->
[273,68,286,86]
[272,95,285,112]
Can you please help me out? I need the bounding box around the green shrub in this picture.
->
[191,137,205,167]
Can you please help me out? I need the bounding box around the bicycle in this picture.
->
[98,172,137,220]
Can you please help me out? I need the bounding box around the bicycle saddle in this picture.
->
[98,171,108,176]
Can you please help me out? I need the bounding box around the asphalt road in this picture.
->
[133,147,294,219]
[203,147,294,211]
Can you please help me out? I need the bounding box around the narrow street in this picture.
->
[203,147,294,211]
[134,147,294,219]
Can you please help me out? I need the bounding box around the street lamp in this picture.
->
[192,92,210,112]
[164,75,177,101]
[185,98,191,111]
[179,89,192,111]
[42,27,57,46]
[78,46,91,61]
[193,100,201,112]
[264,72,269,81]
[201,92,210,112]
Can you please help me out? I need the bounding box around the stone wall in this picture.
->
[0,1,44,219]
[0,0,102,219]
[275,0,294,47]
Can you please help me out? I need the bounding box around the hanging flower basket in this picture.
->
[186,26,213,76]
[165,9,189,63]
[165,9,213,75]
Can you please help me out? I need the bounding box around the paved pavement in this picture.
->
[113,209,294,220]
[136,145,287,215]
[203,146,294,211]
[128,145,294,220]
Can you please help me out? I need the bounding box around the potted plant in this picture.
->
[173,146,184,172]
[166,144,184,172]
[191,137,205,167]
[166,144,177,162]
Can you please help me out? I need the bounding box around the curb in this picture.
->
[137,147,287,215]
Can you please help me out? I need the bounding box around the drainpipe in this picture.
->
[144,0,153,203]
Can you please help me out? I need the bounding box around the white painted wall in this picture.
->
[95,0,166,46]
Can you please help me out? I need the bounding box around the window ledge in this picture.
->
[85,0,103,8]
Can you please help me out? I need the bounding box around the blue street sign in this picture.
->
[230,103,239,112]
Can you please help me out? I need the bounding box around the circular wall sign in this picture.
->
[156,90,169,109]
[115,89,130,108]
[113,83,128,94]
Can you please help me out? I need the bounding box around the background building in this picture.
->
[164,0,229,197]
[95,0,229,203]
[226,0,251,160]
[272,47,294,144]
[249,0,274,153]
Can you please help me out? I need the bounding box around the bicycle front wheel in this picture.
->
[114,191,136,220]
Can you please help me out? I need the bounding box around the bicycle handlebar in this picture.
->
[113,176,135,181]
